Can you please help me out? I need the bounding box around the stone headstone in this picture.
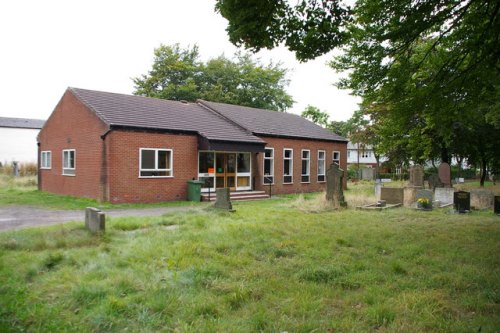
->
[326,163,347,208]
[454,191,470,213]
[416,189,433,210]
[409,165,424,187]
[12,161,20,177]
[214,188,233,210]
[435,187,454,206]
[428,173,442,190]
[381,178,392,183]
[361,168,374,180]
[85,207,105,233]
[380,187,404,205]
[495,196,500,215]
[374,182,383,201]
[438,162,451,187]
[470,189,494,209]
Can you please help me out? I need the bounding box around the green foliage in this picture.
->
[133,44,294,111]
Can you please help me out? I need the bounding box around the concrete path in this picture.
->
[0,205,204,231]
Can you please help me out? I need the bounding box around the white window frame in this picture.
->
[333,151,340,165]
[62,149,75,176]
[283,148,293,184]
[139,148,173,178]
[317,150,326,182]
[301,149,310,183]
[263,147,274,185]
[41,151,52,169]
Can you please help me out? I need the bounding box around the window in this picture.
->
[333,151,340,165]
[317,150,325,182]
[62,149,75,176]
[361,151,371,158]
[301,149,310,183]
[283,148,293,184]
[41,151,51,169]
[140,148,172,177]
[263,148,274,184]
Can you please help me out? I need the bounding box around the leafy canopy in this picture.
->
[133,44,294,111]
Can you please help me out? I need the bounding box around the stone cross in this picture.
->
[85,207,105,234]
[214,188,233,210]
[326,163,347,208]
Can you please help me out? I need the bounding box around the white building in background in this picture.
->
[0,117,45,165]
[347,141,387,168]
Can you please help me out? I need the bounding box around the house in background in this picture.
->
[347,141,386,169]
[38,88,347,203]
[0,117,45,165]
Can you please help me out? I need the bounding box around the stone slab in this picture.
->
[374,183,383,201]
[470,189,494,209]
[435,187,454,205]
[380,187,404,205]
[214,188,233,210]
[404,186,423,207]
[409,165,424,187]
[85,207,105,233]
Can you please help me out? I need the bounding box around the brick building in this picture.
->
[38,88,347,203]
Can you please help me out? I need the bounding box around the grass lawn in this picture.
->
[1,191,499,332]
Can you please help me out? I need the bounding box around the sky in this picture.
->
[0,0,359,122]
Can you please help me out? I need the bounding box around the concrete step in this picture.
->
[201,191,270,202]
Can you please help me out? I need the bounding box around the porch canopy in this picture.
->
[198,136,265,153]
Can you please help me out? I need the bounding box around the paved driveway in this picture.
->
[0,205,202,231]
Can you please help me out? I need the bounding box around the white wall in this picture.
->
[0,127,40,164]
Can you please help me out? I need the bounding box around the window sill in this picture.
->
[41,167,51,170]
[62,174,76,177]
[283,182,293,185]
[139,176,173,179]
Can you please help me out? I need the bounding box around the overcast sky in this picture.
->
[0,0,359,122]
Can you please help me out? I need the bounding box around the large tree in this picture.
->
[217,0,500,185]
[133,44,294,111]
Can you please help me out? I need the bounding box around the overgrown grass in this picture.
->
[0,197,498,332]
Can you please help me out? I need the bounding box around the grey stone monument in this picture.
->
[416,189,433,210]
[434,187,454,206]
[470,189,494,209]
[374,180,383,201]
[326,163,347,208]
[85,207,105,233]
[380,187,404,205]
[428,173,443,191]
[438,162,451,187]
[409,165,424,187]
[214,188,233,210]
[12,161,20,177]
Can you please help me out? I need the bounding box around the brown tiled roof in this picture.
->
[199,100,347,142]
[70,88,264,144]
[0,117,45,129]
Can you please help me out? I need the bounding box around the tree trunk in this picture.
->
[480,158,487,187]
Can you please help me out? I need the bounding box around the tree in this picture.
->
[301,105,330,127]
[133,44,294,111]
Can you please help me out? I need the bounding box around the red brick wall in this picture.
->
[105,130,198,203]
[253,136,347,194]
[38,90,108,200]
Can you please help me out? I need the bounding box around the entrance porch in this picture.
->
[198,151,254,192]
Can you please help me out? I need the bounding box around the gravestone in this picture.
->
[416,189,433,210]
[326,163,347,208]
[404,187,419,207]
[434,187,454,206]
[495,196,500,215]
[428,173,442,190]
[361,168,374,180]
[380,187,404,205]
[438,162,451,187]
[12,161,19,177]
[214,188,233,210]
[374,180,383,201]
[470,189,494,209]
[454,191,470,213]
[409,165,424,187]
[85,207,105,233]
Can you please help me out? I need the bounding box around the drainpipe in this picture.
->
[100,128,112,202]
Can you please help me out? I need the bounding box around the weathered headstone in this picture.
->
[374,180,383,201]
[214,188,233,210]
[404,187,419,207]
[495,196,500,215]
[416,189,433,210]
[380,187,404,205]
[361,168,374,180]
[12,161,20,177]
[326,163,347,208]
[85,207,105,233]
[434,187,454,206]
[454,191,470,213]
[409,165,424,187]
[428,173,442,190]
[470,189,494,209]
[438,162,451,187]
